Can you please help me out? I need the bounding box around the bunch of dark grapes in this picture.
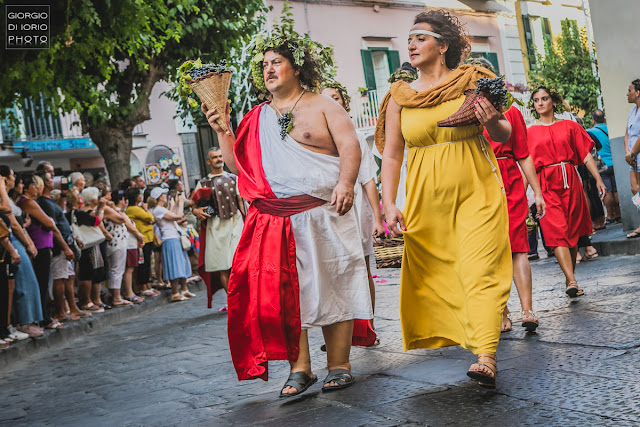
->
[187,60,227,79]
[476,77,508,106]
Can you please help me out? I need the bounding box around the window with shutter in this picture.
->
[521,14,537,69]
[360,49,376,90]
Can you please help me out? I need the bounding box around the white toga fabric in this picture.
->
[259,105,372,328]
[353,131,377,256]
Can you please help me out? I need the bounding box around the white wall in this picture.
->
[590,0,640,230]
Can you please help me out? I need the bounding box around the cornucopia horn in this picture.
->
[437,89,481,128]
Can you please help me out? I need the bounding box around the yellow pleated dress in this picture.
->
[399,94,512,354]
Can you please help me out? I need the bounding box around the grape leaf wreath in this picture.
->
[528,83,566,119]
[321,78,351,112]
[249,1,334,139]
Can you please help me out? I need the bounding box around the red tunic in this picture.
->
[485,106,530,253]
[527,120,594,248]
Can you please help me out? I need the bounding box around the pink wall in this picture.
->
[265,1,504,95]
[134,81,192,191]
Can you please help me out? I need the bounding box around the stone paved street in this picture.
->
[1,254,639,426]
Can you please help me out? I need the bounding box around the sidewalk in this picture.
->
[590,223,640,255]
[0,280,206,371]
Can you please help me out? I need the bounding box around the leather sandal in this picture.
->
[501,312,512,333]
[322,368,355,392]
[565,281,584,298]
[521,310,539,332]
[467,354,497,389]
[279,371,317,398]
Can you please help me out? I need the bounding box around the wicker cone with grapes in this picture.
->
[437,77,508,128]
[177,60,233,136]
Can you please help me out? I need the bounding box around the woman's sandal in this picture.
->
[467,354,497,389]
[279,372,318,398]
[322,369,355,392]
[521,310,539,332]
[501,312,512,333]
[565,281,584,298]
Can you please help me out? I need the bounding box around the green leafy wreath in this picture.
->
[321,78,351,112]
[249,1,333,94]
[528,83,566,119]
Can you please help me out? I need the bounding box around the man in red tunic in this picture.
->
[201,38,372,397]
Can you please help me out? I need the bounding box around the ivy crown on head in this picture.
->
[322,78,351,112]
[528,84,566,119]
[249,1,333,94]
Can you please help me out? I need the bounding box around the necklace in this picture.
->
[424,71,450,89]
[272,90,306,140]
[539,118,557,126]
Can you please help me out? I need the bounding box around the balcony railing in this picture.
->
[351,90,383,133]
[1,104,146,151]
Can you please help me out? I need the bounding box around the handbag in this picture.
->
[180,233,191,251]
[66,235,82,259]
[592,148,608,173]
[632,192,640,210]
[174,222,191,251]
[71,211,105,249]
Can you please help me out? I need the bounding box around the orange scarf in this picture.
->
[374,64,495,154]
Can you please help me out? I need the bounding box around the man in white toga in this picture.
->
[202,37,371,397]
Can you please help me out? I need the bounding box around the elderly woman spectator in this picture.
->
[68,187,111,313]
[149,187,192,301]
[0,167,44,337]
[18,174,71,329]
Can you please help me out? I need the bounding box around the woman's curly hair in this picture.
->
[414,9,471,69]
[264,44,323,93]
[631,78,640,93]
[529,85,566,119]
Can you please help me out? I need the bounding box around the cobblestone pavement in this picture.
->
[1,254,639,426]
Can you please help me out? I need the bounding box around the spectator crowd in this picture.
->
[0,163,200,349]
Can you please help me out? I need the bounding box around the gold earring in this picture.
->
[440,51,444,65]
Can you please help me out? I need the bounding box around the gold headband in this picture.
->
[409,29,442,39]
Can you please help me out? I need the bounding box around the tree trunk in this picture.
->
[88,126,134,189]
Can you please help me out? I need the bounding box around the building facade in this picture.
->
[0,81,201,191]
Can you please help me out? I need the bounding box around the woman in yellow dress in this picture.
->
[376,9,513,388]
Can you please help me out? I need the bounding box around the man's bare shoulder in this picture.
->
[303,92,342,111]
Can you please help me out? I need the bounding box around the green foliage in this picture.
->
[528,19,601,123]
[0,0,264,163]
[248,1,333,94]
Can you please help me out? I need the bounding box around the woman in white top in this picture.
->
[149,187,192,301]
[624,79,640,238]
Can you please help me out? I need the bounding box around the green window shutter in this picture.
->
[521,14,537,69]
[361,50,376,90]
[387,50,401,74]
[482,52,500,74]
[541,17,552,42]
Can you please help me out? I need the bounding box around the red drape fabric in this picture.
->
[527,120,594,248]
[228,103,323,381]
[484,106,530,253]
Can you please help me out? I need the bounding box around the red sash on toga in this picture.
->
[228,103,325,381]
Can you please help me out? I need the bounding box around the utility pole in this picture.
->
[581,0,603,109]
